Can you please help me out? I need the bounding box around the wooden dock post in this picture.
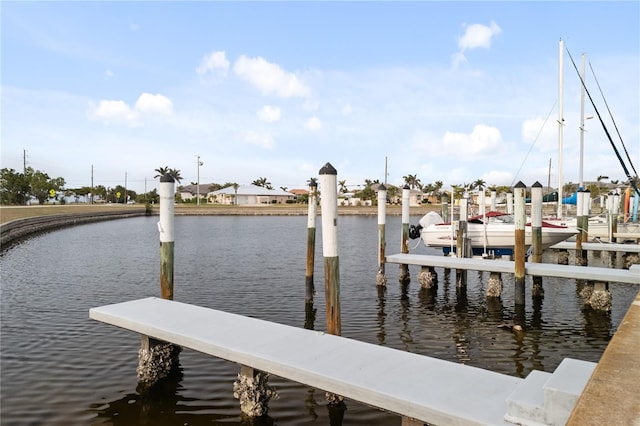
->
[490,190,497,211]
[531,182,544,298]
[456,196,468,288]
[399,185,411,285]
[319,163,341,336]
[441,193,449,222]
[377,184,387,286]
[507,191,514,215]
[137,173,181,389]
[575,190,586,266]
[514,182,526,306]
[306,181,318,301]
[319,162,344,408]
[581,189,590,265]
[159,174,175,300]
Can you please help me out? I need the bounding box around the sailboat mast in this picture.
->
[557,39,565,218]
[579,52,586,189]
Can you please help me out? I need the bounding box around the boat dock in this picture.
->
[90,297,600,425]
[385,253,640,284]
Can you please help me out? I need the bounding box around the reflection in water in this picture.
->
[398,282,413,350]
[376,286,386,345]
[304,299,316,331]
[513,304,527,377]
[327,400,347,426]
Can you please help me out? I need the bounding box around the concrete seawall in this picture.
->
[0,210,148,249]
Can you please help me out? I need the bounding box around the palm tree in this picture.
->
[338,180,348,193]
[168,168,183,184]
[473,179,486,190]
[402,174,422,190]
[232,183,239,205]
[307,177,318,187]
[154,166,169,179]
[154,166,182,183]
[252,177,272,189]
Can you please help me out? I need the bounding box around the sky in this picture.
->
[2,1,639,195]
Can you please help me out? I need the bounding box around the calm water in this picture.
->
[1,215,637,425]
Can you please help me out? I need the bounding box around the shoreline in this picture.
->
[0,203,441,249]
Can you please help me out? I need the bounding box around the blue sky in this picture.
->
[2,1,639,194]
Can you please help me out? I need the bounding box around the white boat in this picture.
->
[417,211,579,256]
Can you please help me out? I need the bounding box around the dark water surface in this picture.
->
[1,215,637,425]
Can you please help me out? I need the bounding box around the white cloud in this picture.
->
[135,93,173,115]
[442,124,503,159]
[242,130,275,149]
[105,70,114,78]
[233,55,310,98]
[88,100,140,127]
[88,93,173,126]
[257,105,282,123]
[305,116,322,131]
[453,21,501,67]
[196,51,230,76]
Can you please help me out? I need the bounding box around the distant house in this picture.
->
[207,185,296,205]
[178,184,211,202]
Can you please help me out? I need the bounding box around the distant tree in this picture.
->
[233,183,239,205]
[168,168,182,184]
[307,177,318,186]
[252,177,272,189]
[0,168,30,205]
[154,166,182,183]
[280,186,288,192]
[338,180,348,193]
[473,179,486,190]
[154,166,169,179]
[28,168,65,204]
[402,174,422,190]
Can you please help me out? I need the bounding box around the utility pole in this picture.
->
[23,149,27,174]
[124,172,128,204]
[197,155,203,206]
[91,164,94,204]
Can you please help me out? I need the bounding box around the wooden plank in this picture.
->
[552,241,640,253]
[385,254,640,284]
[90,297,521,425]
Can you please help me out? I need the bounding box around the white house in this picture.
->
[207,185,296,205]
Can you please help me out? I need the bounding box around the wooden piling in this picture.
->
[319,163,341,336]
[507,191,514,215]
[159,174,175,300]
[612,192,619,240]
[138,173,180,390]
[581,189,590,264]
[514,182,526,305]
[456,197,468,287]
[441,193,449,222]
[576,190,585,266]
[306,181,318,301]
[377,184,387,286]
[399,185,411,285]
[490,190,497,211]
[531,182,544,298]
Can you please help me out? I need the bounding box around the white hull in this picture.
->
[418,212,579,252]
[421,222,578,250]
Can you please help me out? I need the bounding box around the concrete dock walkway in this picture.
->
[567,288,640,425]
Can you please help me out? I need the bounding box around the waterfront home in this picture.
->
[207,185,296,205]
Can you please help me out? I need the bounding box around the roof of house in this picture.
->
[178,184,211,194]
[207,184,294,196]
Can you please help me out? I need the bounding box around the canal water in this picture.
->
[1,215,637,425]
